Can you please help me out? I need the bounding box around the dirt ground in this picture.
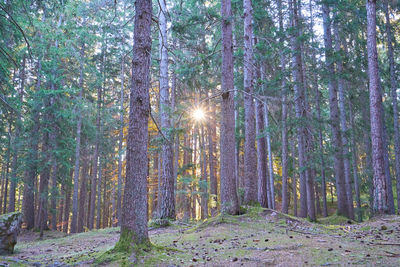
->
[2,208,400,266]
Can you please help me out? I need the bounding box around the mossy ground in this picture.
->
[2,207,400,266]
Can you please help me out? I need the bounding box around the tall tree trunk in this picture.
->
[182,134,191,221]
[362,99,374,214]
[310,0,327,218]
[208,99,218,215]
[291,139,298,217]
[9,55,26,213]
[243,0,257,204]
[78,145,89,232]
[96,160,103,229]
[264,98,275,209]
[117,46,125,227]
[159,0,175,220]
[290,0,307,218]
[70,44,85,233]
[200,125,208,219]
[63,169,73,233]
[333,19,355,219]
[315,89,328,217]
[382,116,395,213]
[117,0,151,248]
[366,0,388,214]
[220,0,240,215]
[279,0,288,214]
[349,103,362,221]
[88,79,102,230]
[23,59,40,229]
[256,99,268,208]
[322,1,349,217]
[385,0,400,214]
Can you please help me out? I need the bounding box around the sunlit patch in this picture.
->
[193,108,206,121]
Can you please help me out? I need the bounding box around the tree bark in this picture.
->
[78,145,89,232]
[349,103,362,221]
[366,0,388,214]
[322,1,349,217]
[117,0,151,248]
[279,0,288,214]
[243,0,257,205]
[333,19,355,220]
[290,0,307,218]
[256,99,268,208]
[23,58,40,229]
[385,0,400,214]
[220,0,240,215]
[159,0,175,220]
[70,44,85,233]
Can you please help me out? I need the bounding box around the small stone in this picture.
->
[381,225,387,231]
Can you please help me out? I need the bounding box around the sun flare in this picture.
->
[193,108,206,121]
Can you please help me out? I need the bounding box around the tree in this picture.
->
[220,0,240,215]
[159,0,175,220]
[243,0,258,205]
[116,0,152,250]
[366,0,388,214]
[321,0,349,218]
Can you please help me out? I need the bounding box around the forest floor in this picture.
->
[2,207,400,266]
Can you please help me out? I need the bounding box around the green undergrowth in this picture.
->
[318,214,355,225]
[95,228,179,266]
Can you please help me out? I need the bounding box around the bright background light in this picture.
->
[193,108,205,121]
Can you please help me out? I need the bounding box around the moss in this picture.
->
[318,214,355,225]
[148,218,171,228]
[359,226,371,231]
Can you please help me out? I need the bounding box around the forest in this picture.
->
[1,0,400,265]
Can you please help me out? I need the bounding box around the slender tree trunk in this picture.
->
[382,116,395,213]
[182,134,191,221]
[96,160,103,229]
[385,0,400,214]
[322,1,349,217]
[367,0,388,214]
[200,125,208,219]
[279,0,288,213]
[290,0,307,218]
[256,99,268,208]
[192,129,197,219]
[220,0,240,215]
[71,44,85,233]
[78,145,89,232]
[58,184,64,231]
[23,59,40,228]
[362,100,374,214]
[243,0,257,205]
[89,81,102,230]
[117,47,125,227]
[264,98,275,209]
[159,0,175,220]
[2,129,11,215]
[208,99,218,215]
[316,90,328,217]
[117,0,151,248]
[310,0,327,218]
[9,55,25,213]
[333,19,355,219]
[63,169,73,233]
[291,139,297,217]
[349,103,362,221]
